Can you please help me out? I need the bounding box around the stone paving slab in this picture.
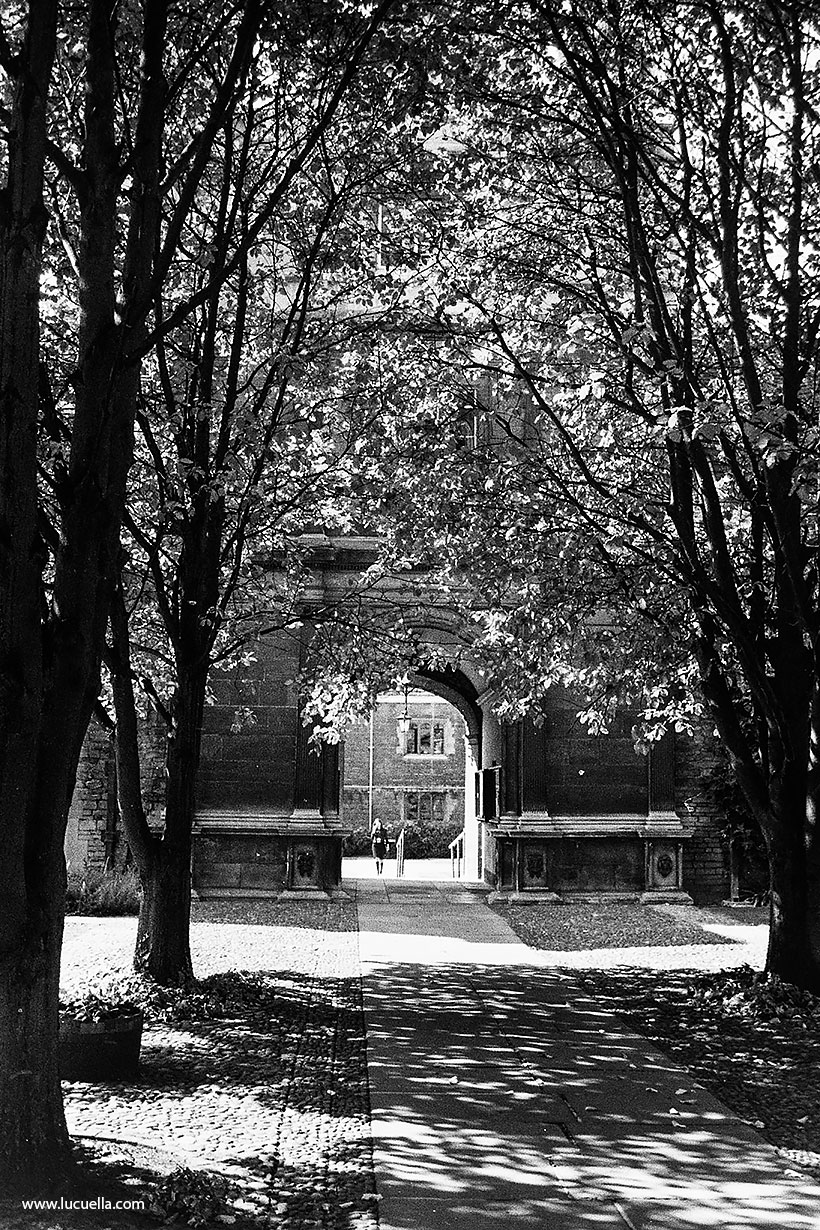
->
[356,885,820,1230]
[376,1191,635,1230]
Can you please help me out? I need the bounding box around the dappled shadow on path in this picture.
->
[579,964,820,1159]
[361,955,820,1229]
[63,967,376,1229]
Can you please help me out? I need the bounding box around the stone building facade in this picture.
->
[65,666,733,902]
[64,538,737,903]
[65,719,118,880]
[64,709,167,883]
[675,726,727,901]
[193,630,343,896]
[483,703,731,902]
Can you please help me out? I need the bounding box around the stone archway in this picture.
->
[191,536,695,900]
[69,534,713,900]
[407,666,485,880]
[409,666,482,750]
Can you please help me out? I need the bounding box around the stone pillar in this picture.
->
[294,720,339,817]
[462,735,480,881]
[294,718,323,814]
[648,731,676,818]
[643,730,691,901]
[320,741,340,817]
[501,722,522,816]
[645,840,684,892]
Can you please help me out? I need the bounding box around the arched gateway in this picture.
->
[192,536,692,902]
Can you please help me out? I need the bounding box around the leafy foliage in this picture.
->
[691,966,820,1032]
[94,0,423,984]
[78,970,289,1025]
[700,755,768,895]
[148,1167,234,1227]
[299,0,820,987]
[401,819,464,859]
[65,868,142,916]
[59,991,142,1024]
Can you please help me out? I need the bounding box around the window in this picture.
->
[405,792,446,824]
[405,719,446,756]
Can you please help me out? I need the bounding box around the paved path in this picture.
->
[343,857,455,882]
[352,879,820,1230]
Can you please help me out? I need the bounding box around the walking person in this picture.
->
[371,816,389,875]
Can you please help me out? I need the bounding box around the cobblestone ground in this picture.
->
[60,902,377,1230]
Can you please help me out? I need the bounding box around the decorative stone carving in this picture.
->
[643,838,687,898]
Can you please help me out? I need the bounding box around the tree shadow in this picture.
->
[360,955,820,1229]
[61,966,377,1227]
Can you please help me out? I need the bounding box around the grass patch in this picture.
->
[66,868,141,916]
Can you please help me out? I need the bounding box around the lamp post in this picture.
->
[368,710,375,832]
[396,674,412,742]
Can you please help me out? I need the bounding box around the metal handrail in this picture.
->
[449,829,465,879]
[396,826,406,878]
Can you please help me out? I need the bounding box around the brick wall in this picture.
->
[343,691,467,830]
[67,628,305,872]
[64,652,737,905]
[198,633,301,813]
[65,704,170,877]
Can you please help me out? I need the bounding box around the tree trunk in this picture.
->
[108,576,156,873]
[134,670,205,983]
[0,0,68,1186]
[134,843,194,984]
[728,835,741,902]
[766,846,820,991]
[764,787,820,991]
[0,905,69,1190]
[111,578,197,984]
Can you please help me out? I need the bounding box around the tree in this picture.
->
[0,0,64,1178]
[104,2,406,985]
[327,0,820,989]
[0,0,295,1184]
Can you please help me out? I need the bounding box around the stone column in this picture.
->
[320,741,340,817]
[293,720,340,818]
[293,718,323,814]
[501,722,523,816]
[643,730,690,900]
[648,730,676,818]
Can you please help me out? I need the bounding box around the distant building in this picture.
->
[342,689,467,834]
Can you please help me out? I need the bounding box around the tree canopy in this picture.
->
[4,0,820,1186]
[303,0,820,987]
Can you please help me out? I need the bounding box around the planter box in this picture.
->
[59,1011,144,1081]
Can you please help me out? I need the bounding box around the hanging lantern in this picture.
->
[396,674,412,737]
